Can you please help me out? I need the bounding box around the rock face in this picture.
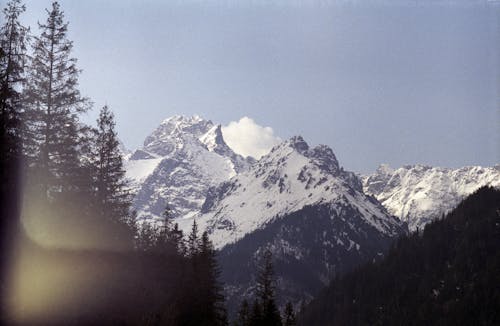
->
[124,115,252,221]
[363,164,500,231]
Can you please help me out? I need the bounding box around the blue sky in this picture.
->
[18,0,499,172]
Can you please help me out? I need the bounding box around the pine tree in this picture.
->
[234,299,250,326]
[136,221,156,253]
[198,231,227,325]
[249,300,262,326]
[155,204,182,256]
[22,1,90,200]
[0,0,28,293]
[93,106,131,219]
[256,249,282,326]
[91,105,134,244]
[171,222,185,255]
[282,302,296,326]
[0,0,28,166]
[187,219,200,258]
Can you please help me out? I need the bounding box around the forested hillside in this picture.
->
[298,186,500,326]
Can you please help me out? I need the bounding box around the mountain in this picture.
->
[195,136,404,249]
[363,164,500,231]
[124,115,252,221]
[191,136,406,314]
[298,186,500,326]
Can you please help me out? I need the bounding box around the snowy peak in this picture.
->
[287,135,310,153]
[195,136,404,249]
[265,136,340,176]
[142,115,213,156]
[124,115,252,221]
[363,164,500,231]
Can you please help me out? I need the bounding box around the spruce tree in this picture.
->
[22,1,90,200]
[199,231,227,325]
[92,105,133,243]
[0,0,28,166]
[282,302,296,326]
[234,299,250,326]
[187,219,200,258]
[256,249,282,326]
[249,300,262,326]
[171,222,185,255]
[0,0,28,296]
[136,221,157,253]
[155,204,182,256]
[93,106,131,219]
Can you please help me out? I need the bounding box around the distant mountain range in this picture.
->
[362,164,500,231]
[122,115,499,313]
[124,115,499,238]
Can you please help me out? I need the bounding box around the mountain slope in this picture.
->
[298,186,500,326]
[363,164,500,231]
[124,115,251,221]
[189,136,407,315]
[194,136,404,249]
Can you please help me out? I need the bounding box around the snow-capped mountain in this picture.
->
[363,164,500,231]
[124,115,252,220]
[190,136,406,314]
[192,136,405,249]
[123,118,407,313]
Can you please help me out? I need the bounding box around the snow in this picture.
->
[125,157,163,184]
[192,137,402,249]
[126,115,251,222]
[363,164,500,231]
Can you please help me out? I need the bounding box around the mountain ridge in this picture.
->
[363,163,500,231]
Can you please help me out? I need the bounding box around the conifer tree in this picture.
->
[22,1,90,199]
[199,231,227,325]
[171,222,185,255]
[249,300,262,326]
[234,299,250,326]
[0,0,28,290]
[0,0,28,167]
[93,106,130,219]
[92,105,134,243]
[136,222,156,253]
[155,204,183,256]
[282,302,296,326]
[256,249,282,326]
[187,219,200,258]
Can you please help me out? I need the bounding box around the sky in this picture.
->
[16,0,499,172]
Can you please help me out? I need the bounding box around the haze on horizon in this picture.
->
[19,0,499,172]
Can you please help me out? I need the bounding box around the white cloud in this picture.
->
[222,117,281,159]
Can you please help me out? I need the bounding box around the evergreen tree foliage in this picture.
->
[234,299,250,326]
[22,1,90,199]
[0,0,27,167]
[154,204,184,256]
[0,0,28,311]
[256,249,282,326]
[93,106,130,218]
[282,302,296,326]
[1,2,230,325]
[235,249,282,326]
[171,222,185,255]
[249,300,263,326]
[187,219,200,258]
[298,186,500,326]
[198,231,228,325]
